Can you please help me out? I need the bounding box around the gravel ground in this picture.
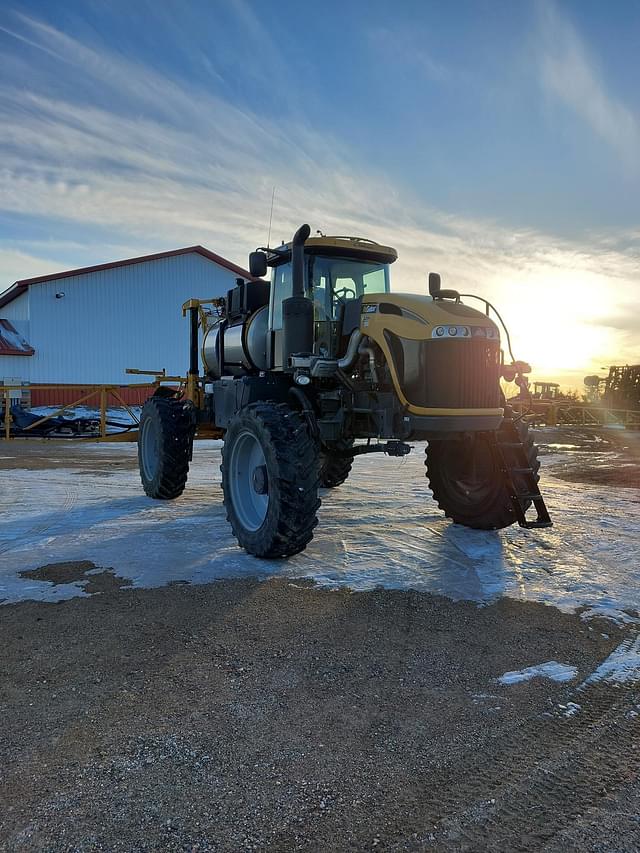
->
[1,572,639,852]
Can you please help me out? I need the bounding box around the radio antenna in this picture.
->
[266,186,276,249]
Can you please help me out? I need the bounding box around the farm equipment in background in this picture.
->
[3,404,135,438]
[602,366,639,410]
[584,366,640,410]
[137,224,552,558]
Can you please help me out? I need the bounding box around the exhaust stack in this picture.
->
[282,223,313,368]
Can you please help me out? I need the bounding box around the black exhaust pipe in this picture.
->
[291,223,311,297]
[282,224,313,368]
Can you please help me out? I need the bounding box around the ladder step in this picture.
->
[497,441,524,448]
[514,492,544,502]
[511,467,534,474]
[524,520,553,529]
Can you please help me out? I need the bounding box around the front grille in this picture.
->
[384,333,501,409]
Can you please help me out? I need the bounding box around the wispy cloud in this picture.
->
[0,10,638,380]
[536,1,640,168]
[368,26,452,83]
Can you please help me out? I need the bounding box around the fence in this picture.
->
[510,399,640,429]
[0,383,160,442]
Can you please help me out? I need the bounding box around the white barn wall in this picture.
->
[1,356,31,384]
[26,253,239,384]
[2,291,30,322]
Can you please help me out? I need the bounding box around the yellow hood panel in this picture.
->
[359,292,502,417]
[360,292,499,340]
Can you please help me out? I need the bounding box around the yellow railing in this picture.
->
[0,383,163,442]
[510,399,640,429]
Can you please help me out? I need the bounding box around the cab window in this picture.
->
[269,263,293,330]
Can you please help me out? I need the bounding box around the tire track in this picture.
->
[0,475,78,557]
[393,678,639,851]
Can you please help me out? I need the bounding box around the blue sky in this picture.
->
[0,0,638,381]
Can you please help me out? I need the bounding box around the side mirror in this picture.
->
[249,251,268,278]
[429,271,459,301]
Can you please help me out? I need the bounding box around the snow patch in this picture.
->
[497,662,578,685]
[581,635,640,687]
[579,607,640,626]
[559,702,582,717]
[0,443,639,614]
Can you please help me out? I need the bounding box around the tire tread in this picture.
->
[138,397,194,500]
[221,403,320,558]
[425,417,540,530]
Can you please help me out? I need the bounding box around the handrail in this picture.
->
[0,381,184,442]
[510,398,640,429]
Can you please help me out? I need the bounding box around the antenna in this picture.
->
[266,186,276,249]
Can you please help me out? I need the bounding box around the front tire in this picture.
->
[138,396,195,499]
[425,417,539,530]
[319,439,354,488]
[221,403,321,558]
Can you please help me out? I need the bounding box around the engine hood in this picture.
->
[358,292,503,418]
[360,292,500,341]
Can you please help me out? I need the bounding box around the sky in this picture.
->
[0,0,638,386]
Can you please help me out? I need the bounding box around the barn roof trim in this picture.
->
[0,245,256,309]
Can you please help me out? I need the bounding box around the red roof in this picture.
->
[0,245,256,309]
[0,319,34,356]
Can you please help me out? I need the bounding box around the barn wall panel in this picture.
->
[1,355,31,385]
[1,291,30,322]
[27,253,238,384]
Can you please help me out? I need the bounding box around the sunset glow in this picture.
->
[0,1,638,388]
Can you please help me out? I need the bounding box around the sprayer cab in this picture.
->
[249,226,399,370]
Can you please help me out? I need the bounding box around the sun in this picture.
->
[488,267,616,380]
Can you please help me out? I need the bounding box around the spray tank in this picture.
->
[202,278,270,378]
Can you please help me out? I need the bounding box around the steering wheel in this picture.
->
[333,285,357,303]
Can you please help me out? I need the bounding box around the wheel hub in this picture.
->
[252,464,268,495]
[227,429,270,532]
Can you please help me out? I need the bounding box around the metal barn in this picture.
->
[0,246,254,405]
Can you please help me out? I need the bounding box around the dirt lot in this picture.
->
[1,574,639,853]
[1,431,639,851]
[534,426,640,488]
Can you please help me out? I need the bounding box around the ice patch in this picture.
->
[579,607,640,626]
[581,635,640,687]
[497,662,578,685]
[1,442,639,613]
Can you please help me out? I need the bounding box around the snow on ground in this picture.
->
[580,635,640,687]
[497,662,578,685]
[1,442,639,624]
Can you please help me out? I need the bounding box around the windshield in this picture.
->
[309,255,390,322]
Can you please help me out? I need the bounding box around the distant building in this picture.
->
[0,246,254,405]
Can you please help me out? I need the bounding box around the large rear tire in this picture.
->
[425,417,539,530]
[221,403,321,558]
[138,396,195,499]
[319,439,354,488]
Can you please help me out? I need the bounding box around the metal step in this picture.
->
[494,420,553,530]
[523,519,553,529]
